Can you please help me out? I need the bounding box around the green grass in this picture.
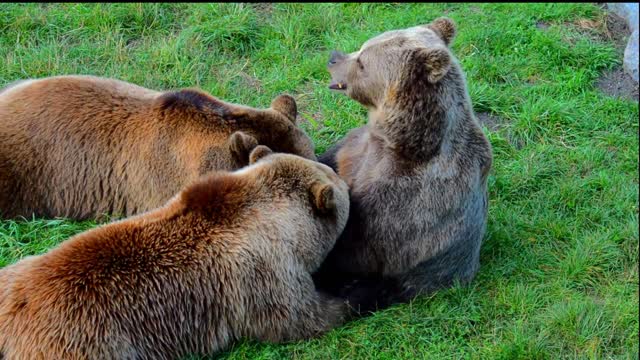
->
[1,3,638,359]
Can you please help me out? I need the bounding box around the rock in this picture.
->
[607,3,639,83]
[608,3,639,32]
[625,29,639,82]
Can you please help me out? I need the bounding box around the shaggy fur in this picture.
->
[0,75,316,220]
[313,17,493,313]
[0,148,350,360]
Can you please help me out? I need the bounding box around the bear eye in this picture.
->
[357,58,364,71]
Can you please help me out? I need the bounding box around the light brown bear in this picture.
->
[0,146,350,360]
[313,17,493,312]
[0,75,315,220]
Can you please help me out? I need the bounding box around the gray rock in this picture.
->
[608,3,639,32]
[625,29,639,82]
[607,3,639,83]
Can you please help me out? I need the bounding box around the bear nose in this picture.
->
[328,50,346,66]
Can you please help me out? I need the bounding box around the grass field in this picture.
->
[1,3,638,359]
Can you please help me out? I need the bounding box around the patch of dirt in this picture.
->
[476,112,504,132]
[538,5,638,101]
[476,112,524,149]
[536,21,550,31]
[526,74,543,85]
[126,38,142,50]
[597,10,629,55]
[237,71,262,92]
[561,15,621,47]
[536,8,629,53]
[596,4,638,102]
[248,3,273,15]
[573,17,608,40]
[596,68,639,101]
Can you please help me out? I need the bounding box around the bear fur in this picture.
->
[313,17,493,312]
[0,147,350,360]
[0,75,316,220]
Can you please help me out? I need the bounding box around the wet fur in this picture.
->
[0,150,350,359]
[0,75,316,220]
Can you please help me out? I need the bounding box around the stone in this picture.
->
[625,29,639,82]
[607,3,639,83]
[608,3,639,32]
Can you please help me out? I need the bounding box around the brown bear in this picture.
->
[312,17,493,312]
[0,75,316,220]
[0,146,350,360]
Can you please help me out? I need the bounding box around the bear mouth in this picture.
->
[328,81,347,90]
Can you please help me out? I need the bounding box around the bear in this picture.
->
[312,17,494,313]
[0,146,350,360]
[0,75,316,220]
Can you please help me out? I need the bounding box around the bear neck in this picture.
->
[375,65,471,164]
[180,172,264,225]
[376,82,447,163]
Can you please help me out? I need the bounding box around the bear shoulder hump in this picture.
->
[153,89,228,117]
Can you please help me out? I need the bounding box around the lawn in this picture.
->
[1,3,638,359]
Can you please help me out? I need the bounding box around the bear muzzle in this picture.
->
[328,50,348,91]
[328,82,347,90]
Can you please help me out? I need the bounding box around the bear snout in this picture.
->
[327,50,350,91]
[328,82,348,90]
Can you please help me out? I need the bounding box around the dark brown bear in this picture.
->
[0,75,315,220]
[0,146,350,360]
[313,17,494,312]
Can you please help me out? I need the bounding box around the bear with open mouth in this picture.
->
[313,17,494,313]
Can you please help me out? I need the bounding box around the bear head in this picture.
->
[246,145,350,271]
[156,90,317,163]
[327,17,457,109]
[326,17,470,161]
[183,146,349,272]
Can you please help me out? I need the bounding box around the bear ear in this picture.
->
[270,94,298,124]
[310,182,336,214]
[249,145,274,164]
[415,46,451,83]
[229,131,259,165]
[427,17,456,46]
